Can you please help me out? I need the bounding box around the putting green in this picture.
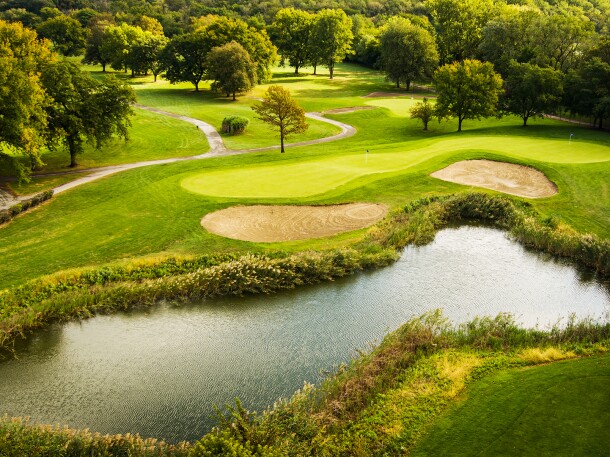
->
[181,136,610,199]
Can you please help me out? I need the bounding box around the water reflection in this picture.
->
[0,226,608,442]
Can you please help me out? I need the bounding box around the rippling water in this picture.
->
[0,226,608,442]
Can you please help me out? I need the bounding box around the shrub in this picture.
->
[221,116,250,135]
[0,190,54,226]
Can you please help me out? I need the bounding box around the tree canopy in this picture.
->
[434,59,504,131]
[251,85,308,153]
[311,9,353,79]
[269,8,313,75]
[41,60,135,167]
[379,17,438,90]
[207,41,257,100]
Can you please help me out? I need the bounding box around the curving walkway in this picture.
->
[0,105,357,209]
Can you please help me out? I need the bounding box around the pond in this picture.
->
[0,226,608,442]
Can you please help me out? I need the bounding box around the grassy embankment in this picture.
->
[0,64,608,290]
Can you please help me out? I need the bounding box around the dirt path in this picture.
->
[0,105,356,209]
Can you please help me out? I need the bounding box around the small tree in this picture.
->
[434,59,504,132]
[207,41,257,100]
[251,85,308,153]
[410,98,435,130]
[41,61,136,167]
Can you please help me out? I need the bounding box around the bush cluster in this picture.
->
[0,190,53,225]
[221,116,250,135]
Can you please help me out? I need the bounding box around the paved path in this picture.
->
[0,105,356,209]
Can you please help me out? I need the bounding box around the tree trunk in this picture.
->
[294,64,299,75]
[423,121,428,131]
[523,116,528,126]
[154,73,157,82]
[457,117,463,132]
[102,63,106,72]
[313,64,317,75]
[68,136,78,168]
[194,81,199,92]
[280,129,285,153]
[329,62,334,79]
[406,81,411,91]
[232,91,236,101]
[396,81,400,88]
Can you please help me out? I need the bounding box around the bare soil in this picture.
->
[324,106,377,114]
[431,160,558,198]
[201,203,388,242]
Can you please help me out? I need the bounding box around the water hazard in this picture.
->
[0,226,608,442]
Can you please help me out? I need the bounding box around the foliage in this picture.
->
[269,8,314,75]
[0,190,53,226]
[196,15,277,84]
[563,57,610,128]
[207,41,257,100]
[379,17,438,90]
[251,85,308,152]
[162,31,209,91]
[0,20,52,174]
[503,61,563,126]
[36,14,87,56]
[126,31,168,79]
[310,9,353,79]
[0,416,191,457]
[426,0,496,64]
[434,59,504,131]
[40,60,136,167]
[410,97,435,130]
[222,116,250,135]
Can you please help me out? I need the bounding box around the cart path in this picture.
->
[0,104,357,208]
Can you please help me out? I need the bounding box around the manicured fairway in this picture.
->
[181,135,609,198]
[412,353,610,456]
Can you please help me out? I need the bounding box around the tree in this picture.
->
[564,57,610,129]
[379,17,438,90]
[162,31,208,91]
[434,59,504,132]
[0,20,52,175]
[196,16,277,84]
[251,85,308,153]
[426,0,496,64]
[207,41,257,100]
[126,31,168,79]
[311,9,353,79]
[36,14,87,56]
[135,15,164,36]
[504,62,563,126]
[82,20,113,72]
[40,61,135,168]
[410,98,435,130]
[269,8,314,75]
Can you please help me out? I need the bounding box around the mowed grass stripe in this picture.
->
[181,136,610,199]
[412,353,610,457]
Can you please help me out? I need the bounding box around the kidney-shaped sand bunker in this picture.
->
[201,203,388,242]
[431,159,557,198]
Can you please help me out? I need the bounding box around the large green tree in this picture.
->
[41,61,135,167]
[162,31,208,91]
[125,31,168,79]
[269,8,314,75]
[0,20,52,175]
[427,0,495,64]
[504,62,563,126]
[379,17,438,90]
[564,57,610,129]
[36,14,87,56]
[311,9,353,79]
[434,59,504,132]
[196,16,277,83]
[251,85,308,153]
[207,41,257,100]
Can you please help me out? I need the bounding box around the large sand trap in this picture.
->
[201,203,388,242]
[324,106,376,114]
[431,160,558,198]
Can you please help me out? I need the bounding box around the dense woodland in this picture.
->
[1,0,609,177]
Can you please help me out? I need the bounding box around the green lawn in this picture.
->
[412,353,610,456]
[0,62,609,289]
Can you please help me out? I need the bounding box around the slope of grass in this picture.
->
[412,354,610,456]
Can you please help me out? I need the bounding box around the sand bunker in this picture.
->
[201,203,388,242]
[324,106,376,114]
[431,160,557,198]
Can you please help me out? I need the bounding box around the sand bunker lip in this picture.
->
[201,203,388,242]
[323,106,377,114]
[431,160,558,198]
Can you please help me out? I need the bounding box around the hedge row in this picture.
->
[0,190,53,226]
